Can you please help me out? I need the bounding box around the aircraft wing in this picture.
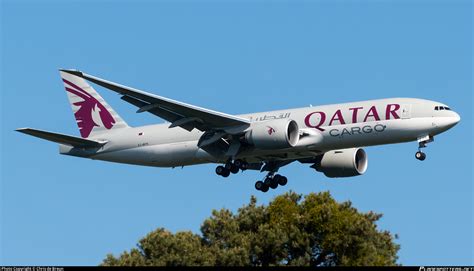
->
[60,69,251,132]
[16,128,106,148]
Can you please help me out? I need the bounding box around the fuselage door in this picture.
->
[401,104,412,119]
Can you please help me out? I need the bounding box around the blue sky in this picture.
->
[1,0,472,266]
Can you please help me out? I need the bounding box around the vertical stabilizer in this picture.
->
[59,70,129,138]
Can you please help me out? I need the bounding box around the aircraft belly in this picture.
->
[92,141,208,167]
[148,141,201,167]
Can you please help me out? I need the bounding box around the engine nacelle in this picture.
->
[313,148,368,178]
[245,119,299,149]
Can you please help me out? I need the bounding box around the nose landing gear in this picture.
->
[416,135,433,161]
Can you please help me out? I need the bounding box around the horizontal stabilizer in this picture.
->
[16,128,106,148]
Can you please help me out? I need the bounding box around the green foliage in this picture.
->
[101,191,399,266]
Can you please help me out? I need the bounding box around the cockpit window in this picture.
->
[435,106,451,111]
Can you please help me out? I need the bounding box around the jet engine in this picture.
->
[312,148,368,178]
[245,119,299,149]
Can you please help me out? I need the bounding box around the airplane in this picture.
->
[17,70,461,192]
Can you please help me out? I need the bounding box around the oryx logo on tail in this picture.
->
[63,79,116,138]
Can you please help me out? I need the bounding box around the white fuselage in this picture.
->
[60,98,460,167]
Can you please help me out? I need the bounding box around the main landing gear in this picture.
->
[416,135,433,161]
[215,159,249,177]
[215,159,290,192]
[254,173,287,193]
[254,160,292,193]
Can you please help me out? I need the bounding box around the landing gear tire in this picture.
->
[275,174,288,186]
[415,151,426,161]
[215,166,225,175]
[269,178,279,189]
[234,159,249,171]
[216,165,230,177]
[221,169,230,177]
[234,159,243,168]
[261,184,269,193]
[264,177,272,187]
[255,181,264,191]
[230,164,239,174]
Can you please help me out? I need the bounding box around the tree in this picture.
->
[102,191,399,266]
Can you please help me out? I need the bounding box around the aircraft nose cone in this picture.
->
[436,112,461,131]
[452,112,461,125]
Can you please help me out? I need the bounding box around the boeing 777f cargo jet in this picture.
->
[17,70,461,192]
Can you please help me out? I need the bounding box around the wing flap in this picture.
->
[16,128,105,148]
